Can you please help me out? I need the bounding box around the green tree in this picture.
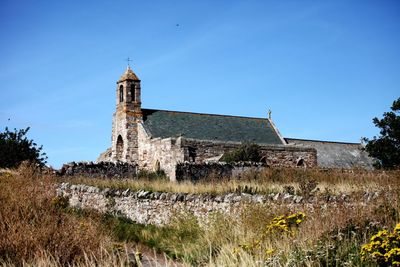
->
[363,97,400,169]
[0,127,47,168]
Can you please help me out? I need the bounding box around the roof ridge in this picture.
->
[142,108,268,120]
[285,137,361,145]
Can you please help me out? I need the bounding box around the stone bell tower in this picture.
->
[111,65,142,162]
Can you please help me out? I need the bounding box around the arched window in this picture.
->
[119,85,124,103]
[153,160,160,172]
[116,135,123,160]
[296,158,305,167]
[130,84,135,102]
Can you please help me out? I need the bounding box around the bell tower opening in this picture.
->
[130,84,135,102]
[119,85,124,103]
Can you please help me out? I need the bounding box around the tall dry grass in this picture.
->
[95,179,399,266]
[0,163,113,266]
[2,165,400,266]
[189,190,400,266]
[0,249,140,267]
[64,167,400,196]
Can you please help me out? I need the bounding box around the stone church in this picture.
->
[98,66,374,180]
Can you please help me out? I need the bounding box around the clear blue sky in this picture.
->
[1,0,399,168]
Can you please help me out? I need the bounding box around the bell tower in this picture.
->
[111,65,142,162]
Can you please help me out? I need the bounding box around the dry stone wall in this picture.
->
[57,162,138,179]
[58,183,245,225]
[57,183,380,226]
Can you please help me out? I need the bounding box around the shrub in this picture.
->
[363,97,400,169]
[220,142,261,163]
[235,212,306,259]
[0,127,47,168]
[361,223,400,266]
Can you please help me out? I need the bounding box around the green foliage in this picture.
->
[361,223,400,266]
[0,127,47,168]
[363,97,400,169]
[220,142,261,163]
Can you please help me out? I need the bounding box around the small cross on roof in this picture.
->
[126,57,133,67]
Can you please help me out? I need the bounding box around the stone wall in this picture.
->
[57,162,138,179]
[260,145,317,168]
[175,162,267,182]
[97,148,112,163]
[180,139,317,168]
[111,110,140,162]
[57,183,379,226]
[137,124,185,181]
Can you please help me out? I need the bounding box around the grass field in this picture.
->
[1,164,399,266]
[65,167,400,196]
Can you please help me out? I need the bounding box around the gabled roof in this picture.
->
[285,138,375,169]
[142,109,285,145]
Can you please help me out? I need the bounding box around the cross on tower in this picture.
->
[126,57,133,67]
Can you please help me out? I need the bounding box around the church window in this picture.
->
[154,160,161,172]
[296,158,305,167]
[119,85,124,103]
[130,84,136,102]
[116,135,123,160]
[188,147,196,162]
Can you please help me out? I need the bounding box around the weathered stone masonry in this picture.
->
[57,183,380,226]
[136,127,317,180]
[180,138,317,167]
[111,66,142,163]
[137,123,185,181]
[57,161,138,179]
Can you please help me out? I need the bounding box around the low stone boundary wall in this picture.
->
[57,162,138,179]
[57,183,380,226]
[175,162,267,182]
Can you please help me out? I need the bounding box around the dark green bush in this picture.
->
[363,97,400,169]
[0,127,47,168]
[220,142,261,163]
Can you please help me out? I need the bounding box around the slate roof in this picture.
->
[142,109,284,145]
[285,138,375,169]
